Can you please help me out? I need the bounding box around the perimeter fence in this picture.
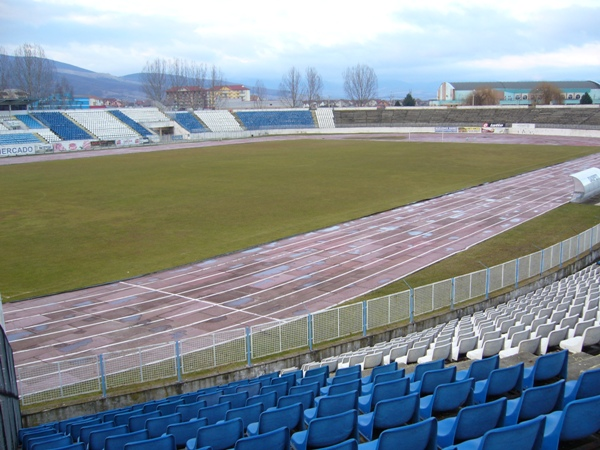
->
[16,224,600,405]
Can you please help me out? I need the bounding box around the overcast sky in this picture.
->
[3,0,600,98]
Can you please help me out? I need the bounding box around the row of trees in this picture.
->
[466,83,594,106]
[141,58,225,109]
[0,43,74,107]
[278,63,379,107]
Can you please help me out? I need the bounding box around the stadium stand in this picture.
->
[235,109,316,130]
[14,113,46,129]
[315,108,335,128]
[15,262,600,450]
[195,110,244,132]
[109,110,153,137]
[172,111,208,133]
[31,112,94,140]
[65,110,142,141]
[34,128,62,143]
[118,107,171,124]
[0,132,43,145]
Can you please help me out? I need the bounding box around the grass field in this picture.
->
[1,138,599,302]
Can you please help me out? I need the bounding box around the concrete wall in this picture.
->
[22,247,600,427]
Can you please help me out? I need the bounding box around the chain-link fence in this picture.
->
[15,224,600,405]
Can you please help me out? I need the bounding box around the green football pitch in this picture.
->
[1,138,598,302]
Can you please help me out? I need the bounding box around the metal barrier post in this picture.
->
[98,354,107,398]
[308,314,313,351]
[175,341,182,382]
[0,293,5,330]
[362,301,367,336]
[515,258,520,289]
[245,327,252,367]
[450,278,455,310]
[559,241,564,268]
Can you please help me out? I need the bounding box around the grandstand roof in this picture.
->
[448,81,600,91]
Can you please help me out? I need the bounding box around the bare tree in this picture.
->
[168,58,191,109]
[253,79,267,109]
[207,64,225,109]
[0,46,11,90]
[343,63,378,106]
[304,67,323,106]
[464,87,503,106]
[530,82,563,105]
[280,66,303,108]
[54,76,74,109]
[141,58,169,103]
[188,61,207,109]
[12,43,56,102]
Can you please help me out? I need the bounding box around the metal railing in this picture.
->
[16,225,600,405]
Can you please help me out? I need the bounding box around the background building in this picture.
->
[436,81,600,106]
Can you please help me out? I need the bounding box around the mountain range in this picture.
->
[6,56,438,102]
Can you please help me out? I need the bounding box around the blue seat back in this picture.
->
[419,366,457,396]
[196,390,223,406]
[196,417,244,450]
[558,394,600,442]
[377,417,437,450]
[480,416,545,450]
[176,400,207,422]
[225,403,264,430]
[300,372,327,389]
[277,390,314,410]
[316,439,357,450]
[259,402,304,433]
[128,410,160,432]
[30,435,71,450]
[487,362,524,398]
[156,398,183,416]
[330,372,361,386]
[453,397,507,444]
[303,365,329,379]
[220,391,249,409]
[104,430,149,450]
[247,390,278,409]
[431,378,474,413]
[373,393,420,432]
[68,418,102,441]
[517,380,564,422]
[80,422,114,445]
[411,359,444,382]
[88,425,128,450]
[289,381,320,399]
[326,379,362,397]
[306,410,358,448]
[317,391,358,417]
[466,355,500,381]
[261,382,288,400]
[122,434,176,450]
[573,367,600,400]
[334,365,361,378]
[145,412,182,438]
[530,349,568,384]
[198,401,231,424]
[236,381,262,397]
[370,377,410,407]
[165,417,208,448]
[234,426,290,450]
[369,368,406,387]
[367,362,398,382]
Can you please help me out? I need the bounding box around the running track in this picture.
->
[4,133,600,367]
